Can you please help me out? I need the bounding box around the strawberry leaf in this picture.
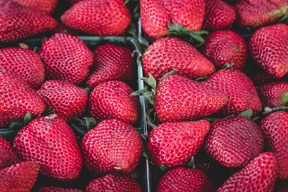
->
[159,69,176,82]
[238,109,253,119]
[23,112,33,125]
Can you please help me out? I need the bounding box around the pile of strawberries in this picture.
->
[0,0,288,191]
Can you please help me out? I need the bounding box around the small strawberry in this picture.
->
[39,33,94,85]
[0,136,21,169]
[37,186,83,192]
[260,111,288,180]
[10,0,58,15]
[13,114,83,181]
[81,119,142,176]
[216,152,278,192]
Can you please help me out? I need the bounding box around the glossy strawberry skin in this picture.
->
[81,119,142,176]
[147,120,210,167]
[0,136,21,169]
[10,0,58,15]
[260,111,288,180]
[13,115,83,181]
[249,24,288,79]
[155,75,227,122]
[37,186,83,192]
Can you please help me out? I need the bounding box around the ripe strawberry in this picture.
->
[0,161,39,192]
[85,173,142,192]
[0,0,57,43]
[202,69,262,116]
[142,37,215,82]
[203,0,236,30]
[147,120,210,167]
[39,33,94,85]
[81,119,142,175]
[140,0,206,39]
[201,30,247,70]
[156,167,214,192]
[0,136,21,169]
[37,186,83,192]
[61,0,131,35]
[86,44,136,88]
[0,47,45,89]
[0,69,46,128]
[204,116,264,168]
[10,0,58,15]
[249,24,288,79]
[13,114,83,181]
[260,111,288,180]
[234,0,288,29]
[37,80,88,122]
[88,81,139,125]
[216,152,278,192]
[155,74,227,122]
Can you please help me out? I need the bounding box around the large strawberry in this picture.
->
[86,44,136,88]
[0,47,45,89]
[61,0,131,36]
[140,0,206,39]
[155,75,227,122]
[81,119,142,176]
[249,24,288,79]
[13,114,83,181]
[0,0,57,43]
[142,37,215,82]
[0,136,21,169]
[260,111,288,180]
[39,33,94,85]
[216,152,278,192]
[10,0,58,15]
[37,186,83,192]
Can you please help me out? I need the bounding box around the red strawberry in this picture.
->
[216,152,278,192]
[88,80,139,125]
[156,167,214,192]
[140,0,206,39]
[203,0,236,30]
[39,33,94,85]
[249,24,288,79]
[202,69,262,116]
[0,69,46,128]
[61,0,131,36]
[204,116,264,168]
[201,30,247,70]
[0,136,21,169]
[0,0,57,43]
[85,173,142,192]
[260,111,288,180]
[10,0,58,15]
[0,47,45,89]
[81,119,142,175]
[37,80,88,122]
[147,120,210,167]
[142,37,215,82]
[0,161,39,192]
[155,75,227,122]
[37,186,83,192]
[86,44,136,88]
[13,114,83,181]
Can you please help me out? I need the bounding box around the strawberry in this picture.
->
[203,0,236,30]
[156,167,214,192]
[0,136,21,169]
[0,47,45,89]
[86,44,136,88]
[147,120,210,167]
[202,69,262,116]
[37,80,88,122]
[0,69,46,128]
[85,173,142,192]
[201,30,247,70]
[155,74,227,122]
[204,116,264,168]
[140,0,206,39]
[142,37,215,82]
[61,0,131,36]
[39,33,94,85]
[0,161,39,192]
[81,119,142,175]
[13,114,83,181]
[0,0,57,43]
[10,0,58,15]
[260,111,288,180]
[88,80,139,125]
[216,152,278,192]
[37,186,83,192]
[248,64,277,86]
[249,23,288,79]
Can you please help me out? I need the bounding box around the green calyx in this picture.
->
[280,92,288,106]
